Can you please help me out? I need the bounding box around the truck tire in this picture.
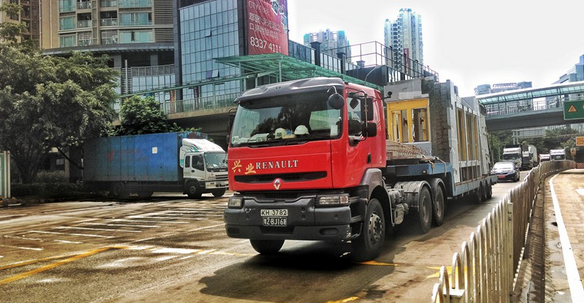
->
[250,239,284,255]
[110,182,129,200]
[211,189,226,198]
[416,187,432,234]
[137,191,153,199]
[486,183,493,199]
[432,185,446,227]
[186,182,202,199]
[352,198,385,261]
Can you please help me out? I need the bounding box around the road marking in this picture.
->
[3,235,43,242]
[110,219,189,224]
[81,222,160,228]
[0,246,128,285]
[550,174,584,302]
[325,297,360,303]
[358,260,398,266]
[53,226,142,233]
[0,244,43,251]
[29,230,115,238]
[54,240,83,244]
[576,188,584,196]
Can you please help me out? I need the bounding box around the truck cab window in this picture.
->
[185,155,191,168]
[193,155,204,171]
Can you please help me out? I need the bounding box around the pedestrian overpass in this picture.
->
[479,81,584,131]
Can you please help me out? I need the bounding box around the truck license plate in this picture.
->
[261,209,288,227]
[262,217,287,227]
[260,209,288,216]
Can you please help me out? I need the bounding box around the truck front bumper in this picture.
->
[224,194,354,241]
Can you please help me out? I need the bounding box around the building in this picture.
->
[384,8,423,70]
[39,0,176,106]
[0,0,39,44]
[302,29,351,62]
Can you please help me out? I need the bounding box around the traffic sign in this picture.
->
[564,100,584,120]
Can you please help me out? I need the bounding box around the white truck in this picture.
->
[521,144,538,170]
[84,132,229,199]
[550,149,567,161]
[502,146,522,169]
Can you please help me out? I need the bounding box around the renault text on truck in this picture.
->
[84,132,228,199]
[224,77,497,260]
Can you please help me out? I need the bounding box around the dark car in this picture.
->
[491,161,520,182]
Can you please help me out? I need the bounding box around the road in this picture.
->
[0,177,523,303]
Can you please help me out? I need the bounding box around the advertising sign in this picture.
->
[246,0,289,55]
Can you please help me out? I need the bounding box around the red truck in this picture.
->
[224,77,496,260]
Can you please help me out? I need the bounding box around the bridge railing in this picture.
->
[430,160,574,303]
[161,92,240,114]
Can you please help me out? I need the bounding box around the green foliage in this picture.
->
[0,45,119,183]
[113,95,192,135]
[0,3,28,46]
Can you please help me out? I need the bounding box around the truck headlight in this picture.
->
[317,194,349,206]
[228,196,243,208]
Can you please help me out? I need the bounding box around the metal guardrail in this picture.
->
[431,160,575,303]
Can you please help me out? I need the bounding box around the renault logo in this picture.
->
[273,178,282,190]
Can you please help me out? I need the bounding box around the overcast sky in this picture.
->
[287,0,584,96]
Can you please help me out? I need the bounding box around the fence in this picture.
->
[431,160,575,303]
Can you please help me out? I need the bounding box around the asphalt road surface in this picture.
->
[0,177,522,303]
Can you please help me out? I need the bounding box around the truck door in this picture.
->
[184,153,205,180]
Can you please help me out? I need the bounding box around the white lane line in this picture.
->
[54,240,83,244]
[53,226,142,233]
[3,235,43,242]
[29,230,115,239]
[576,188,584,196]
[550,174,584,302]
[0,244,43,251]
[110,219,189,224]
[81,222,160,228]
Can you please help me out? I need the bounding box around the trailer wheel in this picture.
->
[486,183,493,199]
[417,187,432,234]
[211,189,226,198]
[352,198,385,261]
[186,182,202,199]
[432,186,446,227]
[477,184,486,203]
[110,182,129,200]
[250,239,284,255]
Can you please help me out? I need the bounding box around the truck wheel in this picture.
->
[110,182,129,200]
[250,239,284,255]
[211,189,226,198]
[352,198,385,261]
[417,187,432,234]
[478,184,486,203]
[186,182,202,199]
[486,183,493,199]
[137,191,153,199]
[432,186,446,227]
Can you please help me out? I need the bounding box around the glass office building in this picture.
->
[178,0,242,104]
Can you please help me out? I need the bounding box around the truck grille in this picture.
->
[234,171,327,183]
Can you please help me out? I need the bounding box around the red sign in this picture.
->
[246,0,288,55]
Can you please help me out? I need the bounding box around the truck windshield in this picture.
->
[204,152,228,172]
[230,91,342,147]
[502,154,519,161]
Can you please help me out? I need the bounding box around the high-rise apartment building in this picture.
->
[0,0,39,44]
[302,29,351,62]
[384,8,423,69]
[39,0,176,100]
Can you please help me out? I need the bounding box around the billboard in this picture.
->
[246,0,288,55]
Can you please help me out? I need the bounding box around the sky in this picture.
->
[287,0,584,96]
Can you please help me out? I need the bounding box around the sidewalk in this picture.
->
[516,170,584,303]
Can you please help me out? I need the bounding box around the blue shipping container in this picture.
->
[84,132,192,182]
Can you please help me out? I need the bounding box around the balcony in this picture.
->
[77,20,91,28]
[101,18,118,26]
[77,1,91,9]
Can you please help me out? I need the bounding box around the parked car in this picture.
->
[490,161,520,182]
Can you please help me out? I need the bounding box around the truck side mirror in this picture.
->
[366,97,374,121]
[365,122,377,137]
[328,93,344,109]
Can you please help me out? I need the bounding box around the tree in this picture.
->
[0,45,118,183]
[113,95,187,135]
